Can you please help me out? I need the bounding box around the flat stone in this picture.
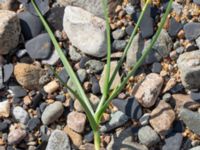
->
[12,106,29,124]
[63,6,107,57]
[168,17,183,37]
[64,126,82,148]
[183,22,200,41]
[25,33,52,60]
[58,68,69,83]
[67,111,86,133]
[3,63,13,82]
[42,50,60,65]
[46,130,70,150]
[138,126,160,146]
[180,108,200,135]
[0,100,10,118]
[8,85,27,98]
[8,128,26,145]
[112,97,142,120]
[162,132,183,150]
[77,69,86,83]
[112,29,126,40]
[107,127,148,150]
[150,101,175,136]
[134,73,163,108]
[99,61,121,93]
[85,60,104,73]
[18,11,42,41]
[57,0,121,18]
[100,111,129,132]
[112,40,127,51]
[41,101,64,125]
[0,10,21,55]
[14,63,44,90]
[177,50,200,89]
[139,113,150,126]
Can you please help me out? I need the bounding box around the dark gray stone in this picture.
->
[183,22,200,41]
[27,118,41,131]
[112,97,142,120]
[25,33,52,60]
[77,69,86,83]
[112,40,127,51]
[79,56,90,68]
[55,95,66,102]
[58,68,69,83]
[91,76,101,95]
[126,25,134,35]
[9,85,27,98]
[151,62,162,73]
[3,64,13,82]
[0,66,4,89]
[168,18,182,37]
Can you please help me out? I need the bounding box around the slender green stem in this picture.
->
[94,130,101,150]
[31,0,94,115]
[107,0,151,90]
[95,0,173,121]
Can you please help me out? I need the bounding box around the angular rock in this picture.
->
[8,85,27,98]
[0,10,21,55]
[3,63,13,82]
[162,132,183,150]
[46,130,70,150]
[150,101,175,136]
[0,100,10,118]
[8,128,26,145]
[183,22,200,40]
[67,111,86,133]
[58,0,121,18]
[58,68,69,83]
[112,97,142,120]
[100,111,129,132]
[85,60,104,73]
[177,50,200,89]
[41,101,64,125]
[42,50,60,65]
[14,63,44,90]
[63,6,107,57]
[77,69,86,83]
[134,73,163,108]
[25,33,52,60]
[138,126,160,146]
[112,40,127,51]
[18,11,42,41]
[12,106,29,124]
[196,36,200,49]
[180,108,200,135]
[99,61,121,93]
[168,17,183,37]
[69,46,82,61]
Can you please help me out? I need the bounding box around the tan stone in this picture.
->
[150,101,175,136]
[44,80,60,94]
[0,100,10,118]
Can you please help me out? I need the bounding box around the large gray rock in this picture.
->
[180,108,200,135]
[63,6,107,57]
[58,0,121,18]
[0,10,21,55]
[177,50,200,89]
[46,130,71,150]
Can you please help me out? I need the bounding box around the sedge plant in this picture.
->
[31,0,173,149]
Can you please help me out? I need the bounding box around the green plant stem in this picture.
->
[95,0,173,121]
[107,0,151,91]
[94,130,101,150]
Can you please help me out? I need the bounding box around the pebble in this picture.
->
[90,76,101,95]
[168,17,183,37]
[112,40,127,51]
[46,129,71,150]
[77,69,86,83]
[58,68,69,83]
[177,50,200,89]
[176,46,185,54]
[18,11,42,41]
[14,63,43,90]
[150,101,175,136]
[126,25,134,35]
[180,108,200,135]
[12,106,29,124]
[69,45,82,61]
[0,10,21,55]
[25,33,52,60]
[63,6,107,57]
[8,85,27,98]
[196,36,200,49]
[44,80,60,94]
[31,92,43,108]
[27,118,41,131]
[99,61,121,93]
[172,2,183,15]
[112,97,142,120]
[190,91,200,102]
[83,131,93,143]
[151,62,162,73]
[162,93,172,102]
[162,132,183,150]
[190,146,200,150]
[85,60,104,73]
[112,29,126,40]
[138,126,160,146]
[0,121,9,132]
[74,100,84,112]
[0,0,19,10]
[79,56,90,68]
[0,66,3,89]
[67,111,86,133]
[88,93,100,110]
[7,128,26,145]
[55,94,66,102]
[42,50,60,65]
[107,127,148,150]
[3,63,13,82]
[135,73,163,108]
[183,22,200,41]
[125,4,135,15]
[41,101,64,125]
[0,100,10,118]
[139,113,150,125]
[100,111,129,132]
[64,126,82,148]
[58,0,120,18]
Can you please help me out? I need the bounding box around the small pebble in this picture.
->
[8,128,26,145]
[12,106,29,124]
[0,100,10,118]
[44,80,60,94]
